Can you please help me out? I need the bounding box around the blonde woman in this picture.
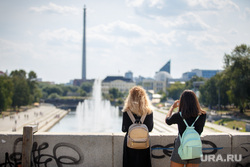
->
[122,86,154,167]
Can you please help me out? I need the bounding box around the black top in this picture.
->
[122,111,154,167]
[122,111,154,132]
[165,112,206,136]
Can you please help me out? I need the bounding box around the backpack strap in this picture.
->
[191,115,200,127]
[127,110,147,124]
[180,112,200,127]
[140,113,147,124]
[127,110,136,123]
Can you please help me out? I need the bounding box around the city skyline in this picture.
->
[0,0,250,83]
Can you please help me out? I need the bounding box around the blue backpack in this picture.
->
[178,112,203,160]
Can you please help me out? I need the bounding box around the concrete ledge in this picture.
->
[231,133,250,167]
[0,132,249,167]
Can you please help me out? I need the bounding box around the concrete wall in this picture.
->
[0,132,249,167]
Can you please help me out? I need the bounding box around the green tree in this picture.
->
[33,88,42,102]
[185,76,205,89]
[10,70,30,109]
[42,86,63,97]
[0,76,14,111]
[11,76,30,109]
[216,72,230,108]
[48,93,60,99]
[10,69,42,108]
[199,75,218,108]
[160,92,167,102]
[223,44,250,112]
[27,71,41,103]
[103,88,125,106]
[109,88,123,99]
[10,69,26,78]
[167,82,185,100]
[80,82,93,94]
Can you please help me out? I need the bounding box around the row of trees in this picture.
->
[199,44,249,113]
[166,44,250,113]
[0,70,94,111]
[0,70,42,111]
[39,82,93,99]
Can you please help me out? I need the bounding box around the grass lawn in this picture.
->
[214,118,246,132]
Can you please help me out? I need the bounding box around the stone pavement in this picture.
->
[0,104,68,132]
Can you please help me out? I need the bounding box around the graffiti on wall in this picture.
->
[0,137,249,166]
[151,140,250,166]
[151,140,220,159]
[234,143,250,167]
[0,137,84,167]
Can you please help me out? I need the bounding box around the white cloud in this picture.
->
[29,3,80,15]
[187,33,227,52]
[126,0,144,7]
[128,0,239,18]
[228,29,238,35]
[0,38,34,58]
[187,0,239,11]
[88,20,176,47]
[245,7,250,19]
[159,12,210,31]
[90,21,144,36]
[1,0,249,83]
[148,0,164,8]
[39,28,81,43]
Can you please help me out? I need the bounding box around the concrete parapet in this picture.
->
[231,133,250,167]
[150,134,176,166]
[200,133,231,167]
[0,132,249,167]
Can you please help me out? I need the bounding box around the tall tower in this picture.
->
[82,6,86,80]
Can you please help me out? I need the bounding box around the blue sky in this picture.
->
[0,0,250,83]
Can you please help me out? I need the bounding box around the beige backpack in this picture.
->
[127,110,149,149]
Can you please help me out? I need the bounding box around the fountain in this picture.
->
[75,79,120,132]
[49,79,122,133]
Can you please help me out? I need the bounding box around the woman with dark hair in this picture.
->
[122,86,154,167]
[165,90,206,167]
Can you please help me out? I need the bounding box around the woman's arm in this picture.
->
[122,112,132,132]
[165,100,180,119]
[144,112,154,132]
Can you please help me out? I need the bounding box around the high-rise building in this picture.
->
[82,6,86,80]
[159,60,171,74]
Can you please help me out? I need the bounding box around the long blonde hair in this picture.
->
[123,86,152,116]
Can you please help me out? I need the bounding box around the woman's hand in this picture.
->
[172,100,180,109]
[166,100,180,119]
[200,109,206,114]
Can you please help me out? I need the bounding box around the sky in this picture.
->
[0,0,250,84]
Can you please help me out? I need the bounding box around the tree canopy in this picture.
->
[223,44,250,112]
[199,44,250,112]
[0,69,42,111]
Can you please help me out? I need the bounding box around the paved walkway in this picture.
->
[0,104,68,132]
